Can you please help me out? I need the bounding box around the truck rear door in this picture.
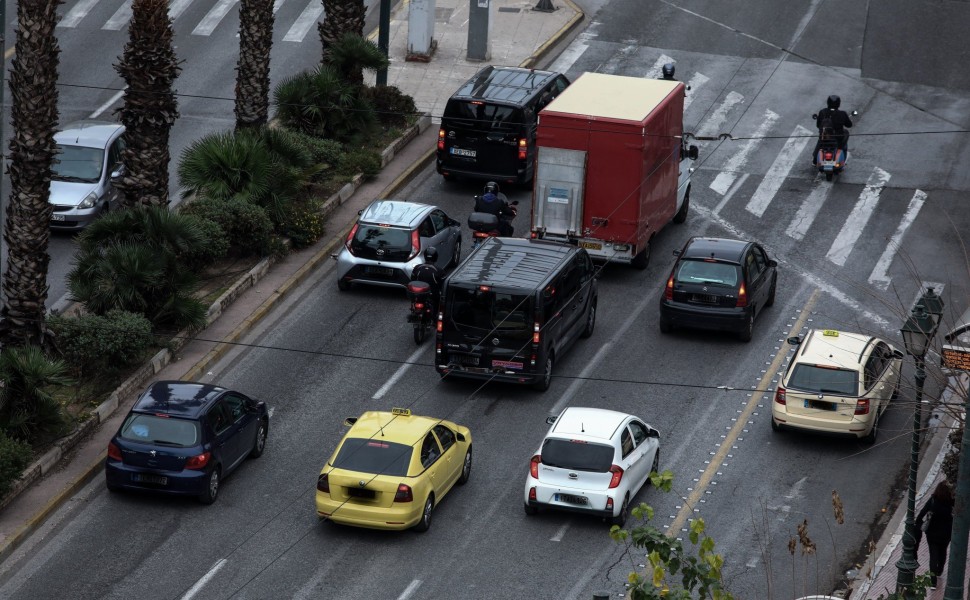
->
[532,147,586,239]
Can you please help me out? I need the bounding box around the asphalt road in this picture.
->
[1,0,970,599]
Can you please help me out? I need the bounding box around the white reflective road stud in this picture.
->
[192,0,239,36]
[696,90,744,139]
[745,125,813,217]
[710,109,780,195]
[283,0,324,42]
[785,174,831,241]
[825,167,891,267]
[868,190,928,289]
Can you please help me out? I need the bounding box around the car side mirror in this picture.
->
[545,416,557,425]
[672,249,681,257]
[646,427,660,438]
[687,145,699,160]
[110,166,125,179]
[893,349,904,359]
[456,432,466,442]
[768,259,778,267]
[343,417,358,427]
[786,336,802,346]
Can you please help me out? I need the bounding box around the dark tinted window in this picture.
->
[430,210,448,232]
[420,433,441,467]
[351,225,412,261]
[448,287,533,338]
[53,145,105,183]
[208,402,233,435]
[629,421,648,445]
[333,438,412,477]
[540,438,614,472]
[224,394,247,422]
[753,247,768,273]
[433,425,456,452]
[620,429,634,458]
[444,100,524,133]
[788,364,858,396]
[121,413,200,447]
[675,260,740,287]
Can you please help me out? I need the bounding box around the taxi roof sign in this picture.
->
[391,407,412,416]
[822,329,840,337]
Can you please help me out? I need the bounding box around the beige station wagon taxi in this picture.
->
[771,329,903,443]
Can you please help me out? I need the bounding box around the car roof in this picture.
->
[450,66,561,106]
[347,410,441,447]
[448,237,574,290]
[549,407,630,441]
[681,237,750,264]
[359,200,433,228]
[794,329,875,369]
[55,120,124,148]
[132,380,227,418]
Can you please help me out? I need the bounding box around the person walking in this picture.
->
[917,480,954,590]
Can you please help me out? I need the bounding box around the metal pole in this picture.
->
[944,397,970,600]
[0,0,6,308]
[376,0,391,86]
[895,359,926,599]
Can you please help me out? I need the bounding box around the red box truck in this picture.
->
[529,72,698,268]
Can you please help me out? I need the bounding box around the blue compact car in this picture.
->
[105,381,269,504]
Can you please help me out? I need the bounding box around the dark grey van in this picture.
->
[435,237,597,391]
[436,66,570,185]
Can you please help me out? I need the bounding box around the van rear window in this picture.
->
[447,287,532,338]
[443,100,522,132]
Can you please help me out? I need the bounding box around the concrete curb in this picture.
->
[519,0,585,69]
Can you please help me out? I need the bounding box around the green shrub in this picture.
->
[278,128,343,168]
[282,200,325,249]
[0,431,32,499]
[273,66,377,143]
[362,85,417,128]
[49,310,154,377]
[181,196,274,256]
[177,130,273,202]
[184,216,230,266]
[0,346,72,443]
[337,149,382,180]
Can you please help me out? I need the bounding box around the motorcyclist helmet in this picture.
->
[424,246,438,263]
[484,181,500,195]
[826,94,841,110]
[661,63,675,80]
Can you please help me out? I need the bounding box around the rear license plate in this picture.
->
[450,147,476,157]
[491,359,523,370]
[555,493,588,506]
[459,355,480,366]
[579,241,602,251]
[347,487,375,499]
[690,294,719,304]
[805,399,837,411]
[132,473,167,485]
[50,214,66,222]
[364,266,394,276]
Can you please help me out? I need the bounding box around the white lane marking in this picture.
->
[548,33,593,74]
[825,167,891,266]
[785,174,829,240]
[89,88,126,119]
[745,125,813,217]
[102,0,133,31]
[169,0,195,20]
[596,40,638,74]
[373,346,426,400]
[696,91,744,139]
[868,190,927,290]
[642,54,674,79]
[60,0,101,28]
[273,0,287,13]
[396,579,423,600]
[550,521,570,542]
[180,559,227,600]
[682,72,709,110]
[193,0,239,36]
[283,1,324,42]
[710,109,780,195]
[713,172,748,215]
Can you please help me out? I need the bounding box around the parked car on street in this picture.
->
[105,381,269,504]
[334,199,462,291]
[315,408,472,532]
[50,120,126,230]
[524,407,660,526]
[771,328,903,443]
[659,236,778,342]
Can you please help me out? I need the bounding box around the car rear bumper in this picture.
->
[105,461,208,496]
[660,300,750,333]
[771,407,872,438]
[335,250,417,289]
[436,156,528,184]
[437,364,542,386]
[315,493,421,530]
[50,208,101,231]
[524,479,617,518]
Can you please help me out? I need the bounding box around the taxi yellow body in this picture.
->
[315,408,473,532]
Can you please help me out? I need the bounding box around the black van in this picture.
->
[435,237,597,391]
[436,66,570,185]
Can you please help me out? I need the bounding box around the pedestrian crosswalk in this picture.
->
[57,0,322,42]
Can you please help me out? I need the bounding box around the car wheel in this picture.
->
[199,467,221,505]
[672,186,690,224]
[458,447,473,485]
[863,413,879,445]
[766,277,777,307]
[631,242,650,270]
[659,317,673,334]
[524,503,539,516]
[771,418,781,432]
[414,494,434,532]
[337,279,351,291]
[738,313,754,342]
[413,325,427,345]
[249,418,268,458]
[580,300,597,338]
[449,238,462,268]
[825,172,833,182]
[611,494,629,527]
[533,355,554,391]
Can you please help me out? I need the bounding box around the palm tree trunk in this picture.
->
[236,0,275,129]
[115,0,181,208]
[319,0,366,64]
[0,0,62,347]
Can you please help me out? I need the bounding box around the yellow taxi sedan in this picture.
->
[315,408,472,532]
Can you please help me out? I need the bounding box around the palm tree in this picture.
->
[114,0,181,208]
[0,345,71,443]
[319,0,366,64]
[0,0,61,348]
[325,32,389,88]
[235,0,275,129]
[273,66,376,142]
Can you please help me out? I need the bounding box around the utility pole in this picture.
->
[376,0,390,86]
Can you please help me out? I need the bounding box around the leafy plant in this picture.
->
[362,85,417,128]
[177,129,274,202]
[273,65,377,142]
[336,148,381,180]
[322,32,389,87]
[181,196,274,256]
[282,200,325,249]
[0,431,33,499]
[0,345,72,443]
[48,310,155,378]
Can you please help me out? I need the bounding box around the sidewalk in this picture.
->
[0,0,583,566]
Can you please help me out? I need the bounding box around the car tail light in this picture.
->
[530,455,541,478]
[394,484,414,502]
[855,399,871,415]
[529,487,537,502]
[608,465,624,489]
[533,322,541,344]
[437,311,443,332]
[736,283,748,307]
[438,128,446,151]
[774,386,787,405]
[184,451,211,470]
[606,497,614,511]
[317,473,330,493]
[664,275,674,300]
[107,441,122,461]
[823,151,833,161]
[517,138,527,160]
[344,223,359,253]
[414,302,424,310]
[473,231,490,239]
[409,229,421,260]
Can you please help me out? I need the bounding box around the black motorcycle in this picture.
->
[406,281,435,344]
[468,199,518,249]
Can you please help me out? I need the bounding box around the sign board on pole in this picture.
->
[942,344,970,371]
[477,0,488,7]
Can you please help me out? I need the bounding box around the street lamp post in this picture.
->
[895,298,943,598]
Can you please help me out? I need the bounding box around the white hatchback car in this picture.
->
[523,407,660,526]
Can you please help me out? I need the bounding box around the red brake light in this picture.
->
[529,487,537,502]
[394,484,414,502]
[736,283,748,307]
[664,275,674,300]
[409,229,421,260]
[473,231,490,238]
[517,138,527,160]
[774,386,787,405]
[530,455,541,478]
[855,399,871,415]
[823,151,833,160]
[437,128,445,150]
[436,311,443,332]
[608,465,624,489]
[317,473,330,493]
[533,322,541,344]
[107,441,122,461]
[184,452,211,470]
[414,302,424,309]
[345,223,359,252]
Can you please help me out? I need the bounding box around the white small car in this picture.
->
[523,407,660,526]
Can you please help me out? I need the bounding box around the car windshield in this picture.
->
[675,260,740,286]
[120,413,200,447]
[448,287,533,338]
[332,438,412,477]
[52,144,105,183]
[540,438,614,472]
[444,100,522,133]
[787,364,858,396]
[350,225,413,261]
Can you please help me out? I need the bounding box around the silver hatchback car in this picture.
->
[49,120,126,230]
[335,200,462,291]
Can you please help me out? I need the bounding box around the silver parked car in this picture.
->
[49,120,126,230]
[334,200,462,291]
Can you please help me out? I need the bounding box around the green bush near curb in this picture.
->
[48,310,155,378]
[0,432,32,499]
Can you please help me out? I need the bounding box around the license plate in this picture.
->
[491,359,523,370]
[579,241,602,250]
[459,355,480,366]
[555,493,588,506]
[690,294,719,305]
[365,266,394,276]
[450,147,476,157]
[50,214,66,222]
[805,399,837,411]
[133,473,167,485]
[347,487,375,499]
